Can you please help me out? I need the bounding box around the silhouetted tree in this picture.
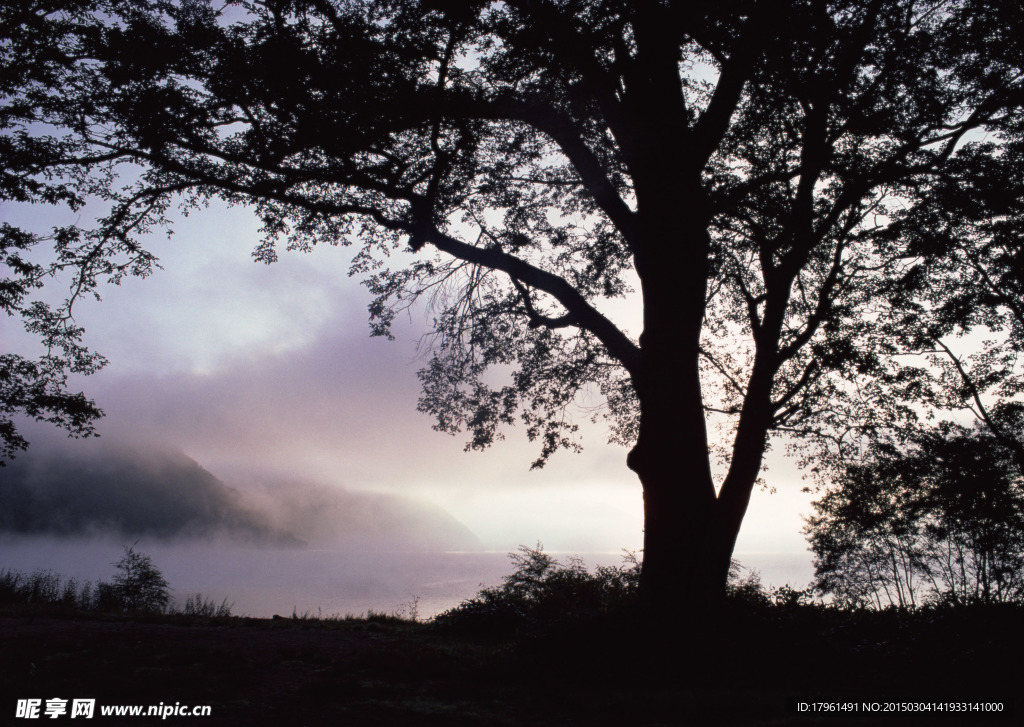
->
[108,543,170,613]
[3,0,1023,615]
[806,423,1024,608]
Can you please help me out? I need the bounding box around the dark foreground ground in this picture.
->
[1,605,1020,726]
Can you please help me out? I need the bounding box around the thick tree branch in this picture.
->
[487,98,639,248]
[419,224,641,375]
[689,3,777,168]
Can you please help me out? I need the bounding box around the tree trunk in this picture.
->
[626,206,730,620]
[630,395,768,623]
[628,366,719,620]
[620,41,770,616]
[626,224,775,621]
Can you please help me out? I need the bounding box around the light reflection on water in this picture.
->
[0,537,813,618]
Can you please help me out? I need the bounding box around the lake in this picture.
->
[1,537,814,618]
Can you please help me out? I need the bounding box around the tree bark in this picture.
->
[630,380,772,622]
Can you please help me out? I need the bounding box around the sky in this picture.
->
[1,197,816,559]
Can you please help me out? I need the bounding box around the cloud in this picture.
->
[78,314,635,496]
[58,204,362,375]
[81,323,431,484]
[0,435,482,551]
[7,198,641,551]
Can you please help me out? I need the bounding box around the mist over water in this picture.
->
[0,431,813,617]
[0,536,496,617]
[0,535,812,618]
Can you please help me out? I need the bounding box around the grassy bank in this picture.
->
[2,597,1020,725]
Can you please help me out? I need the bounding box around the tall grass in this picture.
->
[0,566,234,617]
[178,593,234,618]
[0,568,99,610]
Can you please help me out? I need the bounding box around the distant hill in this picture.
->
[0,439,481,551]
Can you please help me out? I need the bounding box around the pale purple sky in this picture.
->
[2,199,814,554]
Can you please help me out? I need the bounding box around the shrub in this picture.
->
[726,560,771,606]
[0,546,229,618]
[434,544,641,635]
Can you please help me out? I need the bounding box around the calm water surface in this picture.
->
[1,537,813,618]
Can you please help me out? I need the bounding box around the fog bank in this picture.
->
[0,436,482,551]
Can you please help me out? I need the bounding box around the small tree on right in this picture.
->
[805,423,1024,608]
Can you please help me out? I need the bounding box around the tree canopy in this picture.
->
[2,0,1023,612]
